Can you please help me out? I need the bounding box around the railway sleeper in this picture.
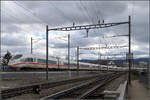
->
[81,73,125,99]
[41,72,125,100]
[1,74,104,99]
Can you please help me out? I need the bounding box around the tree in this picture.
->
[2,51,12,66]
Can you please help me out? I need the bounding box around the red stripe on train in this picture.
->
[11,62,60,67]
[29,62,57,66]
[11,62,92,68]
[11,62,26,66]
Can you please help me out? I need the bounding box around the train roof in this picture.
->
[12,54,110,66]
[12,54,59,61]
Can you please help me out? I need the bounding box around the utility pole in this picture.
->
[77,46,79,74]
[128,16,131,84]
[0,30,1,64]
[68,34,71,77]
[107,54,109,71]
[98,52,101,70]
[46,25,48,80]
[31,37,33,54]
[57,57,60,69]
[68,34,70,70]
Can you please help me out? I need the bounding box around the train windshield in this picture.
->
[12,55,22,60]
[21,58,33,62]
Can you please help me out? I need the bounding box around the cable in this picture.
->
[13,1,47,25]
[80,1,93,24]
[49,2,74,23]
[13,2,42,24]
[1,9,33,34]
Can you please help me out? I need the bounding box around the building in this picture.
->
[139,61,148,68]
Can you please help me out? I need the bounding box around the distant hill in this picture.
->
[80,57,149,65]
[132,58,149,63]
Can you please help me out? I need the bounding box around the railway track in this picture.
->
[1,73,112,99]
[41,72,125,100]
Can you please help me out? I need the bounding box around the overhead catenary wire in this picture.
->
[80,1,94,24]
[2,1,131,61]
[12,1,80,57]
[80,1,99,38]
[87,1,106,60]
[49,2,75,24]
[13,1,48,25]
[1,9,34,34]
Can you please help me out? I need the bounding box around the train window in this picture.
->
[25,58,33,62]
[12,55,22,60]
[70,63,76,66]
[37,59,46,63]
[80,64,84,66]
[63,62,66,65]
[33,58,36,62]
[20,59,25,62]
[21,58,33,62]
[48,60,56,64]
[64,62,68,65]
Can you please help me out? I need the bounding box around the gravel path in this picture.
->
[127,80,149,100]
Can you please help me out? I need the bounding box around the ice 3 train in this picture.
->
[8,54,124,71]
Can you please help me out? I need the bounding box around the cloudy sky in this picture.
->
[1,1,149,60]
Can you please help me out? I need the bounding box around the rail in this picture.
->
[1,74,103,99]
[40,72,125,100]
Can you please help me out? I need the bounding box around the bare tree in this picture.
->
[2,51,12,66]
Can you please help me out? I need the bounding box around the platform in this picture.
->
[127,80,149,100]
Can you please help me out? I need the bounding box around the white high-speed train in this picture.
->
[8,54,122,71]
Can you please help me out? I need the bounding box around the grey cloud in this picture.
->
[2,45,30,55]
[1,33,29,46]
[1,1,128,26]
[1,1,149,59]
[1,24,22,33]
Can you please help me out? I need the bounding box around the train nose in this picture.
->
[8,60,15,66]
[8,61,13,66]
